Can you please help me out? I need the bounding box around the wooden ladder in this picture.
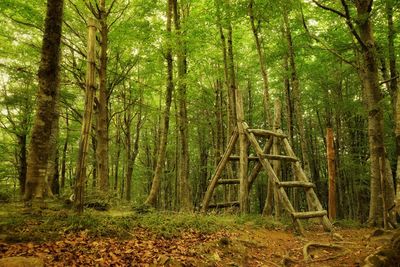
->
[201,122,333,235]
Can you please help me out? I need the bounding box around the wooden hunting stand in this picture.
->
[200,93,333,235]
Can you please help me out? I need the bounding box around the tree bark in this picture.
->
[74,18,97,213]
[283,5,311,178]
[327,127,336,220]
[96,0,110,192]
[24,0,64,203]
[173,0,192,212]
[145,0,174,207]
[248,0,271,125]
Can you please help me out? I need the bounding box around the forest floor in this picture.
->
[0,201,386,266]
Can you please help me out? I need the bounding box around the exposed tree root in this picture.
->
[303,242,349,262]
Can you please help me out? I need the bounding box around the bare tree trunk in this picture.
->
[283,5,311,178]
[74,18,97,213]
[17,134,27,195]
[145,0,174,207]
[173,0,192,212]
[96,0,109,193]
[24,0,64,203]
[327,127,336,220]
[60,111,69,191]
[248,0,271,125]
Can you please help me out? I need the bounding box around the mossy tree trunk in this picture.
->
[24,0,64,203]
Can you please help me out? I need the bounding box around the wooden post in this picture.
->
[236,90,249,214]
[326,128,336,220]
[273,101,282,219]
[74,18,97,213]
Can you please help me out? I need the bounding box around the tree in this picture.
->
[145,0,175,207]
[24,0,64,203]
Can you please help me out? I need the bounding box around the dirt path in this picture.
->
[0,226,379,266]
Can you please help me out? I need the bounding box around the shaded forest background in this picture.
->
[0,0,399,225]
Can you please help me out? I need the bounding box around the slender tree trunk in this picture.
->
[283,5,311,178]
[327,127,336,220]
[145,0,174,207]
[17,134,27,195]
[248,0,271,125]
[60,111,69,191]
[74,18,97,213]
[24,0,64,203]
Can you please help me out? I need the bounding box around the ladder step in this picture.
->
[277,181,315,188]
[229,154,297,162]
[229,155,259,161]
[208,201,240,208]
[248,129,287,138]
[292,210,327,219]
[217,179,240,185]
[262,154,298,162]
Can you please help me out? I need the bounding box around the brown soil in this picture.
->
[0,226,381,266]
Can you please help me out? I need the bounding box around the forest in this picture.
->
[1,0,400,266]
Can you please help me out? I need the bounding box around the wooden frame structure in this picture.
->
[200,119,333,235]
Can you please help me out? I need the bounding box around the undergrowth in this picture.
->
[0,201,289,243]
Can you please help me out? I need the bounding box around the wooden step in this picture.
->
[229,155,259,161]
[292,210,327,219]
[262,154,298,162]
[229,154,297,162]
[208,201,240,208]
[217,179,240,185]
[277,181,315,188]
[248,129,287,138]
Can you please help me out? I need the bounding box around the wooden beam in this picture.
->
[248,129,287,138]
[292,210,327,219]
[277,181,315,188]
[263,154,298,162]
[229,155,259,161]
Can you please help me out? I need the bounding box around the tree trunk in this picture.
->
[17,134,27,195]
[96,0,109,193]
[327,127,336,220]
[145,0,174,207]
[74,18,97,213]
[248,0,271,125]
[352,1,391,226]
[283,5,311,178]
[60,111,68,191]
[173,0,192,212]
[24,0,64,203]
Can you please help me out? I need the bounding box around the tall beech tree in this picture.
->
[145,0,175,207]
[24,0,64,203]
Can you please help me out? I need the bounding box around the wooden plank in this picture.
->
[229,155,259,161]
[292,210,327,219]
[263,154,298,162]
[201,130,239,213]
[217,179,240,185]
[277,181,315,188]
[248,129,287,138]
[208,201,240,208]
